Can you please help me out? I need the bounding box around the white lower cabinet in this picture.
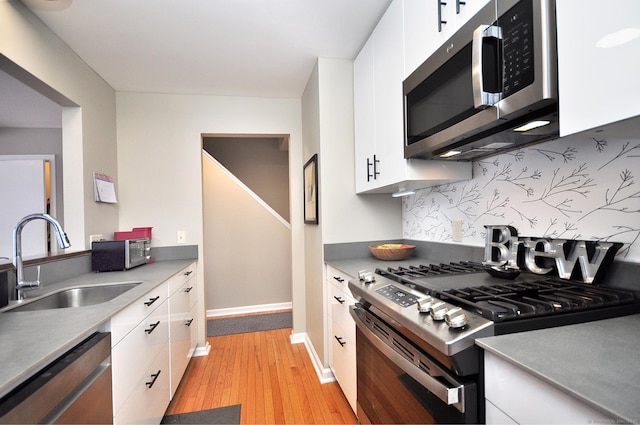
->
[484,351,610,424]
[326,265,356,413]
[111,261,198,425]
[168,268,198,397]
[112,294,170,422]
[114,344,171,425]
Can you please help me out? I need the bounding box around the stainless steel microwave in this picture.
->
[404,0,558,161]
[91,238,150,272]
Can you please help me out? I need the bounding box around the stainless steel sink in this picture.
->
[3,282,141,312]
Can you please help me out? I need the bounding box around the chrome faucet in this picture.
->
[13,213,71,301]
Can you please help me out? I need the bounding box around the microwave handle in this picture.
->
[472,24,503,109]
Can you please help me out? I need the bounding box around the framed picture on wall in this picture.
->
[303,154,318,224]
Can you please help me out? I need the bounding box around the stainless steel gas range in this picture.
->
[348,261,640,424]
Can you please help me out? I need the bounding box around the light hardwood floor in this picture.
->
[166,327,358,424]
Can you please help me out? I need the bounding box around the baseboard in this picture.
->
[291,331,335,384]
[192,341,211,357]
[207,302,292,318]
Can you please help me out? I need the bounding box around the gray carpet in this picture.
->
[207,311,292,336]
[161,404,241,424]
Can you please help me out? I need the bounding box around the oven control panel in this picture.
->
[375,284,419,308]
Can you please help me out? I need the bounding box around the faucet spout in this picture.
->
[13,213,71,301]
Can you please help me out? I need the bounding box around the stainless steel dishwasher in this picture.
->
[0,332,113,424]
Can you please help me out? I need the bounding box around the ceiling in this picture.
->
[18,0,391,99]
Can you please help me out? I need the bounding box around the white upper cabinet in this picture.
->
[557,0,640,136]
[354,0,471,195]
[353,35,377,194]
[404,0,491,78]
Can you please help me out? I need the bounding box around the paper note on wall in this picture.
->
[94,173,118,203]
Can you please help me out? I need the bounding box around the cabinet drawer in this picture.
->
[170,279,196,320]
[111,281,169,347]
[169,309,192,397]
[112,300,169,415]
[330,319,356,413]
[330,282,355,322]
[167,262,197,296]
[326,265,353,293]
[114,343,170,425]
[188,303,198,354]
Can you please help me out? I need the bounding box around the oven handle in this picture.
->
[350,305,465,412]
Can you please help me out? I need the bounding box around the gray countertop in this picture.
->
[476,314,640,423]
[0,259,194,399]
[326,257,424,278]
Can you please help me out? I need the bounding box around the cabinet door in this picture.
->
[112,299,169,417]
[404,0,441,77]
[373,0,406,188]
[354,36,377,193]
[114,344,171,425]
[329,282,357,413]
[557,0,640,136]
[169,277,196,397]
[326,265,357,413]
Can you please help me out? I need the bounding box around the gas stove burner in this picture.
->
[376,261,487,279]
[485,265,521,280]
[371,260,640,327]
[438,279,638,322]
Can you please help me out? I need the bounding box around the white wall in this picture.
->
[1,0,118,249]
[115,92,306,342]
[301,58,401,367]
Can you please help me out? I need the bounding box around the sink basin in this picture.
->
[4,282,141,312]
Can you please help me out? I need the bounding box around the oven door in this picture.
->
[351,305,479,424]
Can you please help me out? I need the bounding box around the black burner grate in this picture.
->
[376,261,486,280]
[438,279,638,322]
[375,261,640,324]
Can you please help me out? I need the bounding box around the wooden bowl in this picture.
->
[369,244,416,261]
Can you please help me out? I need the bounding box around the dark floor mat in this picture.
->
[161,404,241,424]
[207,311,292,336]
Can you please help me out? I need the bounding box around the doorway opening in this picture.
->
[201,134,292,316]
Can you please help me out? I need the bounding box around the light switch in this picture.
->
[177,231,186,244]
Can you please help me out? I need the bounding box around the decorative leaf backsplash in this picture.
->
[403,135,640,262]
